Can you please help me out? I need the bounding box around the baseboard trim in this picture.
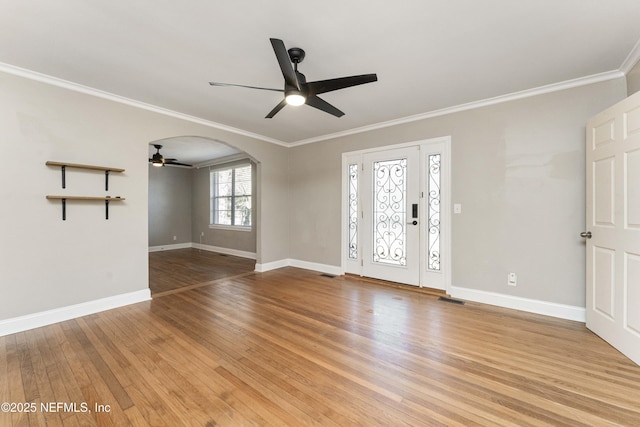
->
[149,242,257,260]
[148,243,192,252]
[255,258,291,272]
[192,243,256,260]
[254,258,342,276]
[288,259,343,276]
[0,289,151,337]
[449,286,586,322]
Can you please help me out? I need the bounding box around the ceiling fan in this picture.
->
[149,144,192,168]
[209,38,378,118]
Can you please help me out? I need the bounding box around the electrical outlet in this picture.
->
[508,272,517,286]
[173,235,177,241]
[201,231,204,236]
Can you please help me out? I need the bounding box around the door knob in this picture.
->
[580,231,592,239]
[407,220,418,225]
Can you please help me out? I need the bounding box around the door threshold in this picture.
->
[345,273,447,297]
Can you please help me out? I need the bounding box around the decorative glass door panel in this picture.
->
[348,163,359,260]
[427,154,441,271]
[372,158,407,266]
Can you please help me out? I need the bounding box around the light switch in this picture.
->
[454,203,462,214]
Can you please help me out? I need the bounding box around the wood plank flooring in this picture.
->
[149,248,255,295]
[2,266,640,426]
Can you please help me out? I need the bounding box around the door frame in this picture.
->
[340,136,452,292]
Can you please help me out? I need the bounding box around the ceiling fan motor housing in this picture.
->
[288,47,305,64]
[152,145,163,163]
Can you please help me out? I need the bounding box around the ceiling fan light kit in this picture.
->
[209,38,378,118]
[285,91,306,106]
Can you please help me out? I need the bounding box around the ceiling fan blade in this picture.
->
[270,38,300,90]
[165,160,193,167]
[306,95,344,117]
[305,74,378,95]
[265,99,287,119]
[209,82,282,92]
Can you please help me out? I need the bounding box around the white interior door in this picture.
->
[586,90,640,366]
[361,146,420,285]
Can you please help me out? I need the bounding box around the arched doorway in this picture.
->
[147,136,259,294]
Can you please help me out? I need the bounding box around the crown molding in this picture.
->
[0,62,288,147]
[289,69,625,147]
[620,37,640,74]
[195,153,252,169]
[0,62,626,149]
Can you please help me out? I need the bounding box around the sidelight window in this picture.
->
[348,163,359,259]
[427,154,441,271]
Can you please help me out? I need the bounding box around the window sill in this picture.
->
[208,224,252,232]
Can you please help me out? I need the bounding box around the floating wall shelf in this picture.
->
[46,161,125,191]
[46,196,125,220]
[46,161,126,220]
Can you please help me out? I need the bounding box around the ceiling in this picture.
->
[2,0,640,147]
[148,136,242,168]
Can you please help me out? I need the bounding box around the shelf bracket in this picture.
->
[105,170,110,191]
[61,198,66,220]
[61,165,66,189]
[105,199,110,220]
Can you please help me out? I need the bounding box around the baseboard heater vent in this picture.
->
[320,273,337,278]
[438,296,465,305]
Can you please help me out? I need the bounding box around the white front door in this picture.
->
[586,90,640,366]
[342,139,450,290]
[361,146,421,285]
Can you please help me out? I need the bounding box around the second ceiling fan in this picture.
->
[209,38,378,118]
[149,144,192,168]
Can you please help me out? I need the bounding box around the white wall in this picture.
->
[0,70,289,324]
[287,78,627,309]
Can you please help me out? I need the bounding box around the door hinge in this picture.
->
[361,259,363,267]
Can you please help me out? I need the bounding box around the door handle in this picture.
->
[580,231,592,239]
[407,220,418,225]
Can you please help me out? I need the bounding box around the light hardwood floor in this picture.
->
[2,265,640,426]
[149,248,256,295]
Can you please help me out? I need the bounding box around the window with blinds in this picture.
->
[210,164,252,228]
